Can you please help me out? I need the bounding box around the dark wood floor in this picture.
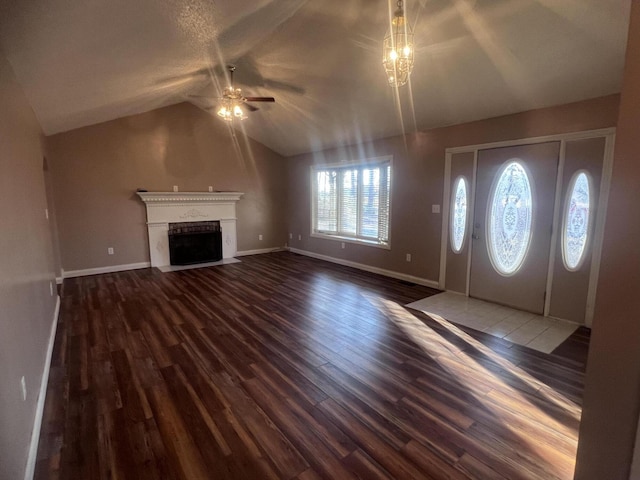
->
[35,252,590,479]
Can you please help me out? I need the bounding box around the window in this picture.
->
[562,171,592,271]
[487,161,533,276]
[312,158,391,246]
[450,176,468,253]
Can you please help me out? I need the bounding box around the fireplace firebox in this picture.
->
[168,221,222,265]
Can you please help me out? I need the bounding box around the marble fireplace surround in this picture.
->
[137,191,244,268]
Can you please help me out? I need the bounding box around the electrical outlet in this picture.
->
[289,233,293,239]
[108,247,114,255]
[45,208,49,220]
[49,281,54,297]
[173,185,178,192]
[341,242,345,249]
[298,234,302,241]
[406,253,412,262]
[20,376,26,401]
[432,204,441,214]
[208,186,213,192]
[258,234,263,241]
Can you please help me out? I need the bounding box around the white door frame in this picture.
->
[439,127,616,326]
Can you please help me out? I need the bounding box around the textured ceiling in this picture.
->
[0,0,631,156]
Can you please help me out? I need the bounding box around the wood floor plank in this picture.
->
[159,365,233,477]
[457,453,509,480]
[317,397,434,479]
[341,448,394,480]
[401,440,472,480]
[243,377,356,479]
[35,252,589,479]
[249,360,328,409]
[145,385,211,480]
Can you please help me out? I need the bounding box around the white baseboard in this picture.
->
[235,247,284,257]
[62,253,285,278]
[287,247,440,289]
[62,262,150,279]
[24,295,60,480]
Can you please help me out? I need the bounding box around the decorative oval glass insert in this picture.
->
[450,176,468,253]
[487,161,533,275]
[562,171,591,271]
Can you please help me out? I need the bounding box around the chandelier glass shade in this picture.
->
[217,87,247,121]
[383,0,414,87]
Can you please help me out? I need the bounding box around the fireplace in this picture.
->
[168,221,222,265]
[137,191,244,268]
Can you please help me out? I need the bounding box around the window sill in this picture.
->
[311,233,391,250]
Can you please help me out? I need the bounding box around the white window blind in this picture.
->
[312,160,391,245]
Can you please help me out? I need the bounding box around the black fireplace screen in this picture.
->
[168,221,222,265]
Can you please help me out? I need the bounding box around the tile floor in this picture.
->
[406,291,580,354]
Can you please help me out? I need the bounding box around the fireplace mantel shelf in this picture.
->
[137,191,244,204]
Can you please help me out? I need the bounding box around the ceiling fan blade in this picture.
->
[245,97,275,103]
[245,104,259,112]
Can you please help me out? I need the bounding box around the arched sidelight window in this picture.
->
[562,171,592,271]
[450,176,468,253]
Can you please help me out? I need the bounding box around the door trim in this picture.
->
[439,127,616,325]
[543,140,567,317]
[445,128,615,154]
[466,150,479,296]
[585,133,616,327]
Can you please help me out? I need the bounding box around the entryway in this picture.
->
[439,128,614,327]
[406,291,579,353]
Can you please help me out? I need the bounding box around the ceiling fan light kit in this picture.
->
[216,102,247,121]
[215,65,276,122]
[383,0,415,87]
[217,86,248,121]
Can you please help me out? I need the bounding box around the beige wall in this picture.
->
[0,51,58,479]
[46,103,288,272]
[287,95,619,283]
[42,157,63,277]
[575,2,640,478]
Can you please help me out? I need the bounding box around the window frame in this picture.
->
[310,156,392,249]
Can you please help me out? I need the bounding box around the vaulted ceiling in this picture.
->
[0,0,631,156]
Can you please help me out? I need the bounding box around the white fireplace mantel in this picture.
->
[137,191,244,267]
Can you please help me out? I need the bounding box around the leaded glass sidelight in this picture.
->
[450,176,468,253]
[562,171,591,271]
[487,161,533,275]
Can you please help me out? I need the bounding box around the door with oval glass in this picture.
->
[469,142,560,314]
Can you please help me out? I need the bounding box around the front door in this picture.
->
[469,142,560,314]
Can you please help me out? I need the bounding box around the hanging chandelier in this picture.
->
[383,0,414,87]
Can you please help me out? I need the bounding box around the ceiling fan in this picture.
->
[190,65,275,121]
